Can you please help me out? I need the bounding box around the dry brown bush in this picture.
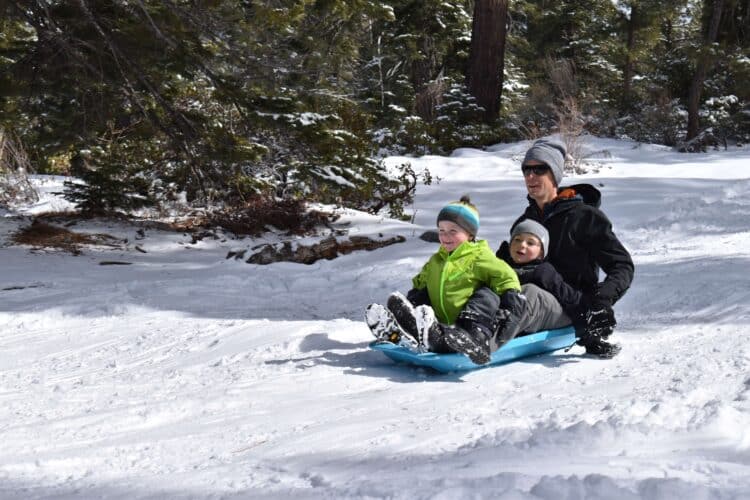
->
[210,197,335,237]
[12,220,122,255]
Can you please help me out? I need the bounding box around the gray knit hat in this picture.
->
[511,219,549,258]
[522,139,567,185]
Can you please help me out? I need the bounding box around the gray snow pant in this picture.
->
[466,284,572,353]
[511,283,571,334]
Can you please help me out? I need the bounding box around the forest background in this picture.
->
[1,0,749,224]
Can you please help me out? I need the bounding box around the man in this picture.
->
[509,138,634,356]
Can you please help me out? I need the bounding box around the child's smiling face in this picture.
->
[510,233,544,264]
[438,220,471,253]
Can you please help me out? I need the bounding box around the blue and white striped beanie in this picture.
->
[436,195,480,238]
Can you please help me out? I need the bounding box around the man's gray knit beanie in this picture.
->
[522,139,567,185]
[511,219,549,259]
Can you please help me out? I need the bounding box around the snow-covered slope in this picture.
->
[1,138,749,499]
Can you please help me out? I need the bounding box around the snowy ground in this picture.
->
[1,137,750,499]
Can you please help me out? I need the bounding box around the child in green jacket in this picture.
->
[366,196,525,364]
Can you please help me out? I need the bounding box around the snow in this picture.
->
[2,136,750,499]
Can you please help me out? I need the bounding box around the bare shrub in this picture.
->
[519,120,544,141]
[414,75,447,123]
[0,128,38,206]
[544,58,585,168]
[555,96,585,168]
[545,57,578,100]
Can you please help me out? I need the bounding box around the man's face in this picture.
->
[522,160,557,206]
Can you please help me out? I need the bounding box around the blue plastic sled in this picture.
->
[370,325,576,373]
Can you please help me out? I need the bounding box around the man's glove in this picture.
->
[583,305,616,340]
[576,304,620,358]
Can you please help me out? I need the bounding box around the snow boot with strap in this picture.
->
[442,317,492,365]
[365,303,419,351]
[387,292,455,354]
[412,305,455,354]
[386,292,421,344]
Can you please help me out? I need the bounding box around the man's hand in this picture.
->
[576,305,620,358]
[576,305,620,359]
[584,305,616,339]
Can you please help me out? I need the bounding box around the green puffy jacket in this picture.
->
[412,240,521,324]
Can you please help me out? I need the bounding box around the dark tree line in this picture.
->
[1,1,748,215]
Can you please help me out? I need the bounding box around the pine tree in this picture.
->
[687,0,727,140]
[0,0,418,217]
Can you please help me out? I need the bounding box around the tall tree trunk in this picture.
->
[622,4,638,111]
[466,0,508,123]
[686,0,725,141]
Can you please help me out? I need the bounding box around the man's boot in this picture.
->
[575,328,621,359]
[578,335,621,358]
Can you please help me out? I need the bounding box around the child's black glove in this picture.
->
[406,288,431,307]
[491,289,527,345]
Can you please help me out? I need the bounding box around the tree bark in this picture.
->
[466,0,508,123]
[622,4,638,111]
[686,0,725,141]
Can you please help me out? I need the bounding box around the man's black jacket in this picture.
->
[506,183,634,308]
